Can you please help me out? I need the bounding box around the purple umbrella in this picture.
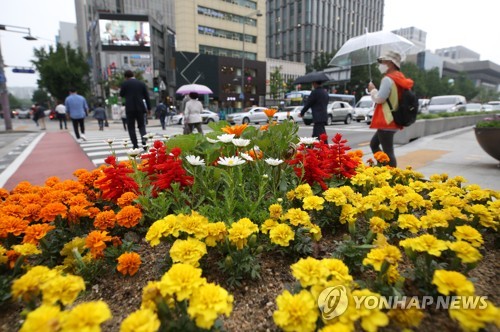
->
[176,84,213,95]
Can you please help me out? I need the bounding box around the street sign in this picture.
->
[12,68,35,74]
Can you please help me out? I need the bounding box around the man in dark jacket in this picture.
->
[119,70,151,149]
[300,81,329,140]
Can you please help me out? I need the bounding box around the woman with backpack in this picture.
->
[367,50,414,167]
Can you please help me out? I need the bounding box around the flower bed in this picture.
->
[0,118,499,332]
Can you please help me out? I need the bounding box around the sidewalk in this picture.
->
[0,119,499,192]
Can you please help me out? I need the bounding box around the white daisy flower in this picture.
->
[299,137,319,145]
[265,158,284,166]
[262,174,269,179]
[163,134,170,139]
[206,137,219,143]
[217,156,246,166]
[217,134,236,143]
[122,139,130,147]
[232,138,251,147]
[143,132,155,139]
[186,155,205,166]
[105,138,114,144]
[240,152,254,161]
[127,148,142,157]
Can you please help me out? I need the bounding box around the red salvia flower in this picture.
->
[94,156,139,202]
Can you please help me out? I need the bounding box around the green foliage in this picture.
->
[269,67,286,100]
[31,89,50,107]
[32,43,90,101]
[476,113,500,128]
[217,238,262,287]
[306,51,336,73]
[331,236,373,275]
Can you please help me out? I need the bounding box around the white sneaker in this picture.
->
[81,135,87,141]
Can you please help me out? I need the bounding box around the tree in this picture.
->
[31,89,50,108]
[269,67,285,101]
[32,44,90,102]
[306,52,336,73]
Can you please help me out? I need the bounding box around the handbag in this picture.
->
[104,120,109,127]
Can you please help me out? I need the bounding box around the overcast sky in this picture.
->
[1,0,499,88]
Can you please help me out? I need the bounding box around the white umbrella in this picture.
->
[176,83,213,95]
[329,30,414,79]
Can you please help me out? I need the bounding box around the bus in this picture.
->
[285,90,356,108]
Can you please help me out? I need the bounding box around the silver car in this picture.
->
[272,106,304,123]
[303,101,354,125]
[172,110,220,125]
[226,106,268,124]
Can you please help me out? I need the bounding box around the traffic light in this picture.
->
[153,77,159,92]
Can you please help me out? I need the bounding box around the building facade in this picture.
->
[391,26,426,55]
[436,46,480,63]
[266,0,384,65]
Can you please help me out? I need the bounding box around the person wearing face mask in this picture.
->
[367,51,414,167]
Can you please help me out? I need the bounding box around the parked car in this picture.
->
[303,101,354,125]
[172,110,220,125]
[272,106,303,123]
[486,101,500,111]
[226,106,268,124]
[352,96,375,122]
[465,103,483,112]
[0,110,17,118]
[16,108,31,119]
[427,95,466,114]
[481,104,494,112]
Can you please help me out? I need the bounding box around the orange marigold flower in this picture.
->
[0,188,9,200]
[0,216,29,237]
[111,236,122,247]
[67,205,90,223]
[116,206,142,228]
[263,108,278,117]
[23,204,41,222]
[1,204,25,219]
[374,151,390,164]
[6,250,22,269]
[247,149,263,160]
[85,230,112,258]
[52,180,85,195]
[260,124,269,131]
[19,193,40,205]
[23,224,56,245]
[221,124,248,137]
[45,176,61,187]
[94,210,117,230]
[117,192,138,208]
[116,252,142,276]
[11,181,34,194]
[5,193,23,205]
[87,207,101,219]
[38,202,67,222]
[67,194,93,208]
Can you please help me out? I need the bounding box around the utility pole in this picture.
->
[0,44,13,131]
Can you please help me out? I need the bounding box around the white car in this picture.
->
[172,110,220,125]
[272,106,304,123]
[353,96,375,122]
[302,101,354,125]
[226,106,268,124]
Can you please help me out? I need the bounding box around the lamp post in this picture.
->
[240,10,262,109]
[0,24,37,131]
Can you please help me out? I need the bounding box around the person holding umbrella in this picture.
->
[299,81,329,141]
[367,51,414,167]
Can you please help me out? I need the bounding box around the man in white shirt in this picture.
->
[55,101,67,130]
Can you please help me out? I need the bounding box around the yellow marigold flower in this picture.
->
[399,234,448,257]
[12,266,57,302]
[302,195,325,211]
[441,196,466,209]
[159,263,206,301]
[449,299,499,332]
[466,204,497,229]
[307,223,322,241]
[340,204,357,224]
[179,211,209,239]
[322,258,352,283]
[283,208,311,227]
[117,192,139,208]
[465,189,491,202]
[453,225,483,248]
[443,206,468,220]
[41,274,85,306]
[405,192,427,210]
[170,237,207,267]
[261,219,279,234]
[397,214,422,233]
[273,290,318,332]
[227,218,258,250]
[432,270,475,296]
[85,230,112,259]
[141,281,174,311]
[187,283,234,329]
[205,222,227,247]
[38,202,67,222]
[319,322,354,332]
[286,189,296,200]
[116,205,142,228]
[146,215,180,246]
[448,241,483,264]
[269,223,295,247]
[93,210,116,230]
[351,289,389,331]
[421,210,450,228]
[388,196,409,213]
[269,203,283,219]
[19,304,61,332]
[0,245,7,265]
[117,252,142,276]
[12,243,41,256]
[60,237,86,257]
[387,306,424,329]
[120,308,160,332]
[362,245,402,271]
[369,217,389,234]
[60,300,112,331]
[294,184,313,199]
[291,257,329,287]
[323,188,347,206]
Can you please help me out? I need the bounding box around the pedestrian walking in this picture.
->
[299,81,329,141]
[55,100,68,130]
[92,103,107,131]
[181,94,191,134]
[367,50,414,167]
[34,103,47,130]
[119,103,127,131]
[184,92,204,135]
[155,101,168,130]
[65,88,89,142]
[119,70,151,149]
